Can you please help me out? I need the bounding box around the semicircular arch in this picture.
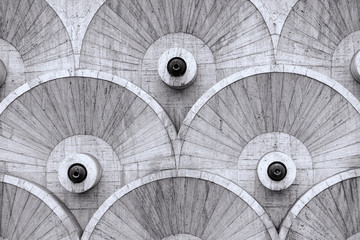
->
[280,169,360,239]
[178,65,360,228]
[80,0,274,83]
[0,0,75,79]
[83,169,277,240]
[277,0,360,80]
[0,174,81,239]
[0,69,177,194]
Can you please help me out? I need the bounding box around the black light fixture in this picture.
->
[267,162,287,181]
[68,163,87,183]
[167,57,187,77]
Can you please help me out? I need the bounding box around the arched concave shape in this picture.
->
[83,170,276,240]
[0,0,74,77]
[80,0,274,131]
[179,71,360,181]
[80,0,273,97]
[178,67,360,228]
[0,71,176,186]
[332,31,360,100]
[0,39,26,102]
[0,174,81,240]
[277,0,360,75]
[80,0,274,85]
[281,169,360,240]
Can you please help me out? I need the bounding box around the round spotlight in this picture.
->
[257,151,296,191]
[167,57,187,77]
[58,153,102,193]
[267,161,287,181]
[68,163,87,183]
[158,48,197,89]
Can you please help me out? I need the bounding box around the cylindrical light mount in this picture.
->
[257,151,296,191]
[58,153,102,193]
[158,48,197,89]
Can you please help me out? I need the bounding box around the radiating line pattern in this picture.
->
[0,174,81,240]
[179,72,360,229]
[287,177,360,240]
[80,0,273,81]
[277,0,360,74]
[0,77,175,185]
[180,72,360,183]
[331,30,360,100]
[0,0,74,74]
[89,177,271,240]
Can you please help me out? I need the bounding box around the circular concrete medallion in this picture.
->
[158,47,197,89]
[58,153,102,193]
[0,59,7,87]
[257,151,296,191]
[351,50,360,82]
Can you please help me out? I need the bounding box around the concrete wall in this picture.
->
[1,0,360,239]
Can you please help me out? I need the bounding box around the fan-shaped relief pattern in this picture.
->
[277,0,360,75]
[284,170,360,240]
[83,170,275,240]
[331,30,360,100]
[0,76,175,185]
[179,71,360,227]
[80,0,274,83]
[0,174,81,240]
[180,72,360,178]
[80,0,274,131]
[0,0,74,76]
[0,39,26,101]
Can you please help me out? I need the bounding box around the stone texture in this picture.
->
[1,0,360,239]
[87,177,272,240]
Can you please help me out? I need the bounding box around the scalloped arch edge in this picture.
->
[0,173,82,239]
[0,69,177,144]
[279,168,360,239]
[179,64,360,138]
[82,169,279,240]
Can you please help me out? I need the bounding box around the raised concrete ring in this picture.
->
[158,47,197,89]
[257,151,296,191]
[58,153,102,193]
